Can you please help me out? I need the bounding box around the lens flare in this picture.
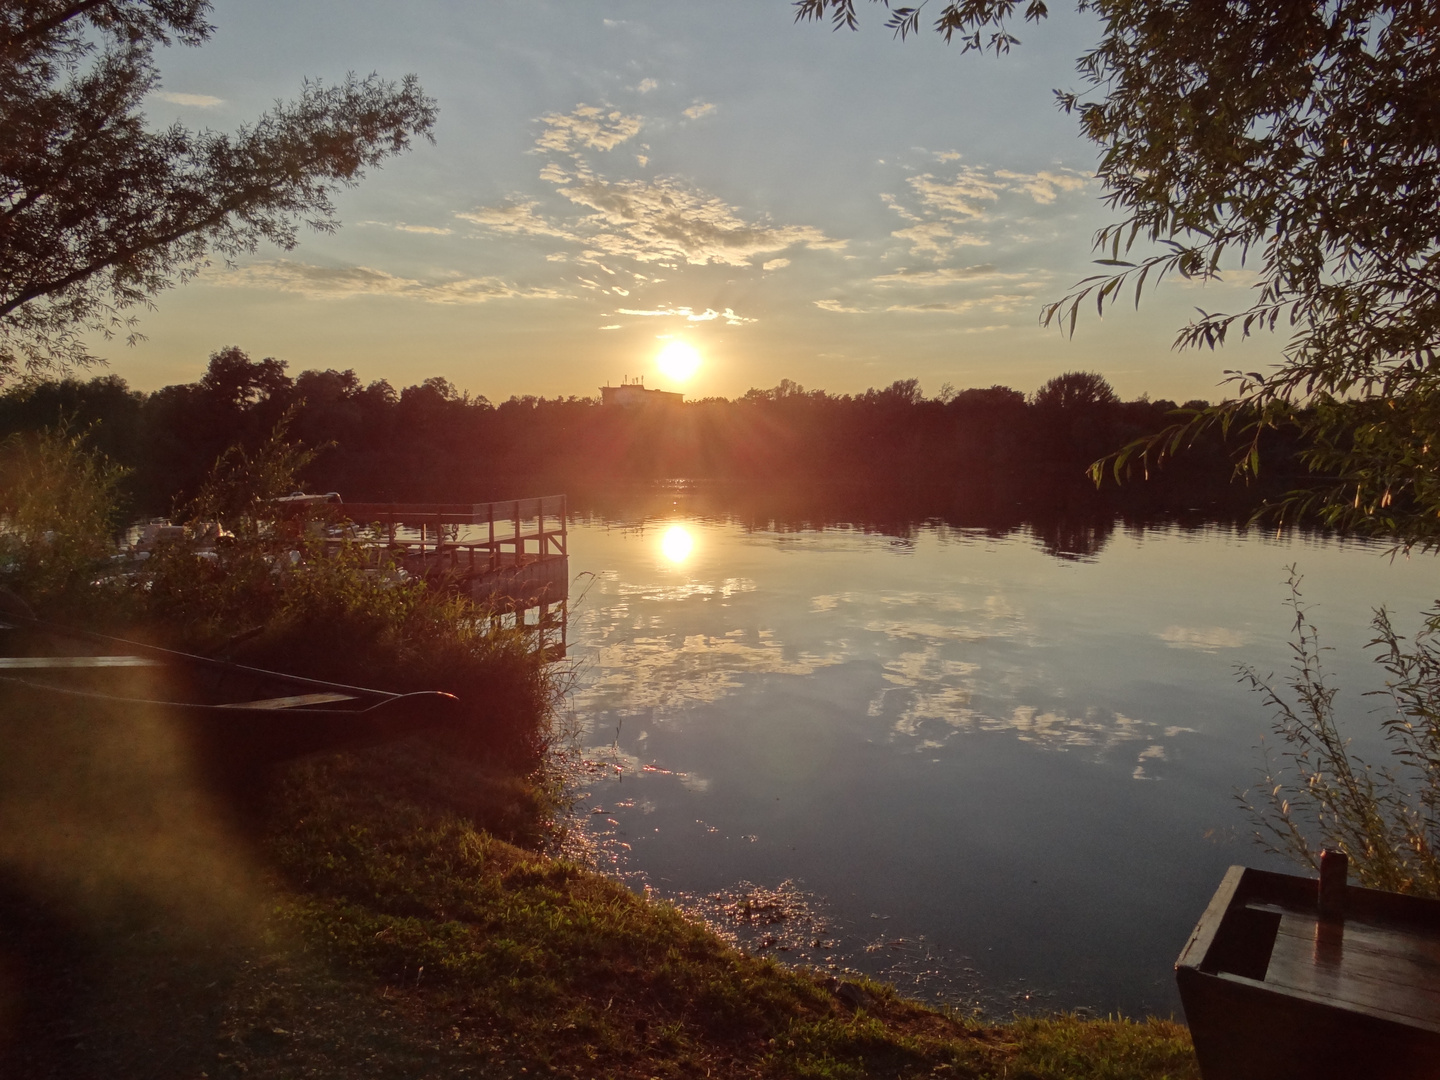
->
[660,524,694,564]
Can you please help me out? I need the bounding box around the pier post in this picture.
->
[488,504,497,572]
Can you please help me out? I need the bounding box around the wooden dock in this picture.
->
[336,495,569,657]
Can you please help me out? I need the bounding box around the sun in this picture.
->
[656,340,702,383]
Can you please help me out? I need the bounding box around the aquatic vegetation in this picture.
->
[1242,571,1440,897]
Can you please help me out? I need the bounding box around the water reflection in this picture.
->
[565,508,1422,1018]
[660,524,694,564]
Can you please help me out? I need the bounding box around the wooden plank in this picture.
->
[1248,901,1440,967]
[1178,864,1247,970]
[1263,911,1440,1027]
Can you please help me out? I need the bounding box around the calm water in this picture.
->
[561,503,1437,1018]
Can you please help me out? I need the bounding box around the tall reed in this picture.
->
[1241,570,1440,896]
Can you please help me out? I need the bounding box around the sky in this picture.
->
[109,0,1285,402]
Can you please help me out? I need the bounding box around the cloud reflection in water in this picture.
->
[571,524,1195,781]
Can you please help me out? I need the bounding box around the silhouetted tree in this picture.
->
[0,0,437,376]
[1032,372,1119,412]
[797,0,1440,546]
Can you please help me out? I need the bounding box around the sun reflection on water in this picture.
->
[660,524,694,564]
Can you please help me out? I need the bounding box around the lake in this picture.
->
[559,491,1437,1019]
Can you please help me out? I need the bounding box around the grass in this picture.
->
[1,731,1199,1078]
[234,739,1196,1079]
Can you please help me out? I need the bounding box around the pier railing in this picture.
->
[338,495,568,571]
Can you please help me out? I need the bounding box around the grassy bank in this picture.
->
[257,743,1199,1079]
[1,725,1198,1079]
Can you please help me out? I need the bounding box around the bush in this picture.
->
[0,423,564,767]
[0,424,131,620]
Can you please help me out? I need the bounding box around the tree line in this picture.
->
[0,347,1306,517]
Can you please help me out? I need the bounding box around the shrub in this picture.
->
[0,424,131,620]
[0,423,564,767]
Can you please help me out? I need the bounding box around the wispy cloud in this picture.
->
[872,265,1026,287]
[813,299,865,314]
[683,102,717,120]
[394,223,453,235]
[889,222,987,257]
[908,169,1005,220]
[463,105,843,275]
[220,260,566,304]
[155,91,223,107]
[456,201,572,239]
[362,220,454,236]
[615,306,756,325]
[880,162,1094,260]
[994,168,1090,205]
[762,258,791,271]
[562,175,840,266]
[535,105,642,156]
[636,78,658,93]
[885,300,978,314]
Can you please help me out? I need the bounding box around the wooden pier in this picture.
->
[336,495,569,657]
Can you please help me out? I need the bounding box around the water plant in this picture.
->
[1241,570,1440,896]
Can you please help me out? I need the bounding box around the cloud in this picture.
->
[871,265,1023,287]
[885,300,978,314]
[616,306,756,325]
[220,260,566,304]
[599,324,622,330]
[994,168,1091,204]
[456,201,574,240]
[880,162,1093,259]
[394,223,453,235]
[908,169,1005,219]
[683,102,717,120]
[155,91,223,107]
[460,106,844,273]
[536,105,642,155]
[890,222,988,257]
[636,154,649,168]
[554,174,843,267]
[762,258,791,271]
[636,78,658,93]
[880,193,921,222]
[813,299,865,314]
[934,150,962,162]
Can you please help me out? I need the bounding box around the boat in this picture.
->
[1177,852,1440,1079]
[0,615,461,774]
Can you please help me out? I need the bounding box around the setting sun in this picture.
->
[660,524,695,564]
[656,341,702,383]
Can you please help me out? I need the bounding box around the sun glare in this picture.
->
[656,341,701,383]
[660,524,694,564]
